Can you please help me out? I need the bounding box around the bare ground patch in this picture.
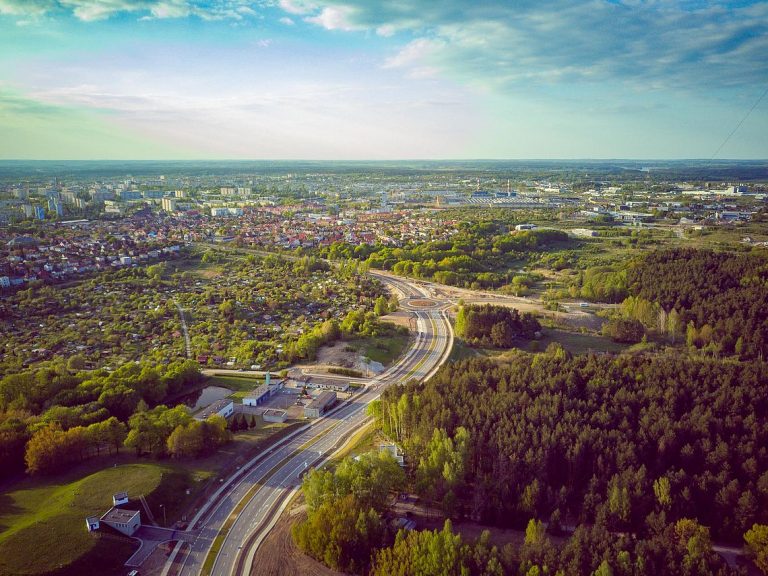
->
[249,509,344,576]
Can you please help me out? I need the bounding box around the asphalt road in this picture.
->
[169,274,454,576]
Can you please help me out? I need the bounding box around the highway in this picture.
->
[168,273,454,576]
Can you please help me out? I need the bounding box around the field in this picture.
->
[517,328,628,354]
[0,463,176,576]
[205,373,265,391]
[344,326,410,366]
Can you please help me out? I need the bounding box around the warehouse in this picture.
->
[304,391,336,419]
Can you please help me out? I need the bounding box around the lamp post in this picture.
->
[159,503,166,527]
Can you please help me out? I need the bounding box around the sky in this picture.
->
[0,0,766,160]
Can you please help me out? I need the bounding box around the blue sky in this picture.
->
[0,0,766,159]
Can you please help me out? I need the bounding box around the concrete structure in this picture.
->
[263,409,287,423]
[195,398,234,421]
[515,223,536,231]
[100,507,141,536]
[85,516,100,532]
[34,206,46,220]
[113,492,129,506]
[379,443,405,466]
[304,390,336,419]
[0,276,10,289]
[162,197,177,212]
[570,228,598,238]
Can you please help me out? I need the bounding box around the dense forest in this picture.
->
[622,248,768,359]
[455,304,540,348]
[296,346,765,574]
[375,352,768,544]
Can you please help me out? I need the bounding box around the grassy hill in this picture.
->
[0,463,184,576]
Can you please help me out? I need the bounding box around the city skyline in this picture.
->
[1,0,767,160]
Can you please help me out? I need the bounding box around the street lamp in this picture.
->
[159,503,166,527]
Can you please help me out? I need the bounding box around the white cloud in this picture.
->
[0,0,56,17]
[285,1,768,92]
[384,37,442,69]
[277,0,314,15]
[0,0,264,21]
[375,23,395,37]
[304,5,355,31]
[278,15,293,24]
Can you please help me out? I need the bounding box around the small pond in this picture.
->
[181,385,231,410]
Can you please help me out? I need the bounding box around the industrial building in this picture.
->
[194,398,234,421]
[304,391,336,419]
[243,384,271,406]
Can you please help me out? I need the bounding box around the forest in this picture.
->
[375,352,768,540]
[622,248,768,360]
[0,358,206,478]
[454,304,540,348]
[365,351,768,574]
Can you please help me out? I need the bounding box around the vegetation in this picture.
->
[292,450,405,573]
[0,250,386,375]
[0,359,203,479]
[320,225,574,289]
[376,353,768,541]
[371,520,505,576]
[455,304,540,348]
[623,248,768,359]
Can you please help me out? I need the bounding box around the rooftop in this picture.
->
[245,384,269,399]
[101,507,140,523]
[306,390,336,410]
[195,397,233,420]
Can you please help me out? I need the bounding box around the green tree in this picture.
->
[745,524,768,575]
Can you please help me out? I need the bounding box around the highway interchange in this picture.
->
[165,272,455,576]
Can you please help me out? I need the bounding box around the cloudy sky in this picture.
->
[0,0,766,159]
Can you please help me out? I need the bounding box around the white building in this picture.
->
[100,507,141,536]
[195,398,234,421]
[162,197,177,212]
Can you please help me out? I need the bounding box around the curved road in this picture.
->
[168,273,454,576]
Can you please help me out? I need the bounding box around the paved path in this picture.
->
[126,527,197,567]
[174,301,192,359]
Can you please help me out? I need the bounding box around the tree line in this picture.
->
[0,358,207,478]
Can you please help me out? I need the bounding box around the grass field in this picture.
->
[517,329,627,355]
[346,328,410,366]
[0,462,187,576]
[206,374,264,391]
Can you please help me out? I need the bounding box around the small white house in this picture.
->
[85,516,100,532]
[113,492,129,506]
